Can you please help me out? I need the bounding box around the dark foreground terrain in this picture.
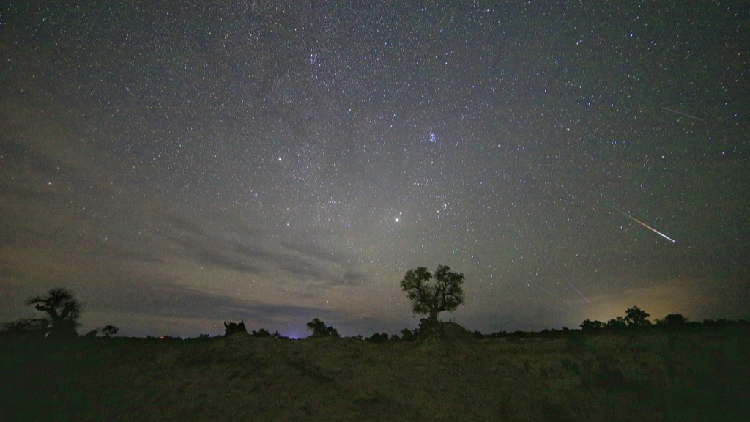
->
[2,327,749,422]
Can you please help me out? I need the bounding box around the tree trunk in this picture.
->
[428,309,439,324]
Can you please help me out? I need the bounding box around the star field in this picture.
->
[1,1,748,337]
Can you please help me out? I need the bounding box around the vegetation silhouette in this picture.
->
[251,328,271,337]
[306,318,339,337]
[656,314,688,327]
[399,328,418,342]
[365,332,389,343]
[101,325,119,337]
[2,284,750,422]
[223,320,248,336]
[24,287,81,339]
[400,264,464,335]
[0,318,49,339]
[624,306,651,327]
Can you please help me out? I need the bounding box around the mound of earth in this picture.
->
[419,321,476,341]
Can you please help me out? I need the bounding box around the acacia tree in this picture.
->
[400,265,465,325]
[25,287,81,338]
[101,325,119,337]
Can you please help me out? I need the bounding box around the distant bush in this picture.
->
[0,318,49,339]
[511,330,528,338]
[306,318,339,338]
[365,332,389,343]
[580,319,605,331]
[400,328,418,341]
[252,328,271,337]
[656,314,688,327]
[605,317,627,330]
[223,321,248,336]
[700,318,747,328]
[486,330,508,338]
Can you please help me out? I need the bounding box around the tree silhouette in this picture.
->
[657,314,687,327]
[580,319,605,331]
[624,306,651,327]
[400,265,464,324]
[306,318,339,337]
[25,287,81,338]
[400,328,418,341]
[101,325,119,337]
[223,320,248,336]
[605,317,627,330]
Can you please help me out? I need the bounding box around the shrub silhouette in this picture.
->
[306,318,339,337]
[252,328,271,337]
[579,306,653,332]
[0,318,49,339]
[365,332,389,343]
[657,314,688,327]
[400,328,418,341]
[223,320,248,336]
[580,319,605,331]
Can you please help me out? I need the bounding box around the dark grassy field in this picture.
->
[1,327,749,422]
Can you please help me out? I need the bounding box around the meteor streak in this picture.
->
[615,208,676,243]
[662,107,706,122]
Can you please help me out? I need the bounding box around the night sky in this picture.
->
[2,1,749,338]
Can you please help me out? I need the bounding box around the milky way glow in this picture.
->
[1,2,748,337]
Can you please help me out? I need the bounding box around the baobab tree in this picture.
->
[26,287,81,338]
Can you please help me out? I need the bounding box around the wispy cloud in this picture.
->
[81,281,350,336]
[161,214,371,287]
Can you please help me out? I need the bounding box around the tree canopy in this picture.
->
[657,314,688,326]
[400,265,465,324]
[624,306,651,327]
[306,318,339,337]
[25,287,81,338]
